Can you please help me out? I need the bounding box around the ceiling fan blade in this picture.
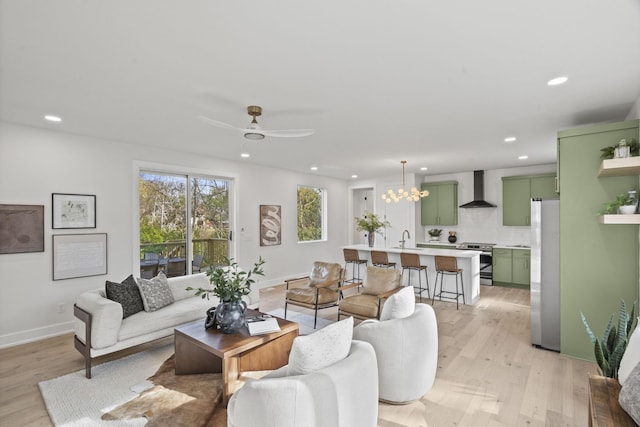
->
[259,129,315,138]
[197,115,241,132]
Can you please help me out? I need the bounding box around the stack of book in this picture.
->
[246,315,281,336]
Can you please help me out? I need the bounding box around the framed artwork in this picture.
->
[52,193,96,229]
[0,204,45,254]
[260,205,281,246]
[53,233,107,280]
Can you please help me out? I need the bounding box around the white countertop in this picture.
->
[343,244,482,258]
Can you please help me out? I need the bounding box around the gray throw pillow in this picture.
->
[105,275,144,318]
[619,361,640,424]
[136,272,174,312]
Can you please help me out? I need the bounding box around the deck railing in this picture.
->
[140,238,229,269]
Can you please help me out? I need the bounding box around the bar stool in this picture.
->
[370,250,396,269]
[400,252,430,299]
[433,256,465,309]
[343,248,368,285]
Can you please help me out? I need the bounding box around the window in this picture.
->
[139,171,232,275]
[297,185,326,242]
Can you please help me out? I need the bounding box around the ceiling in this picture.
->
[1,1,639,180]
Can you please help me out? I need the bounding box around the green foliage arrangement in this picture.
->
[355,211,391,234]
[187,257,266,303]
[581,300,637,379]
[600,138,639,159]
[599,193,636,215]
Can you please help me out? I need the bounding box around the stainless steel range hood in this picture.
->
[459,170,497,208]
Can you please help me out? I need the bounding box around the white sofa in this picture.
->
[73,273,259,378]
[353,303,438,403]
[227,340,379,427]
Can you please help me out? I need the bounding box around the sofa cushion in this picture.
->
[619,361,640,424]
[167,272,211,301]
[118,296,213,341]
[136,272,175,312]
[287,316,353,376]
[619,321,640,385]
[380,286,415,321]
[105,275,144,318]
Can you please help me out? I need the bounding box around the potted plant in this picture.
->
[581,300,637,379]
[187,257,265,333]
[355,211,391,247]
[599,192,637,215]
[428,228,442,242]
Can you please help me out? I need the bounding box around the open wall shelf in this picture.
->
[598,157,640,177]
[598,214,640,224]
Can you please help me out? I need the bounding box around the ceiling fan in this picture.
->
[197,105,315,140]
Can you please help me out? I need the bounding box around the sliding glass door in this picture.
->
[139,171,231,276]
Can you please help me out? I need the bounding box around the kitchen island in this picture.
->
[342,244,482,305]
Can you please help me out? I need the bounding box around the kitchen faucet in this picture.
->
[400,229,410,249]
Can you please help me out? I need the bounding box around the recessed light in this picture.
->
[420,167,428,171]
[504,137,517,143]
[310,166,318,171]
[547,76,568,86]
[240,153,250,158]
[44,115,62,122]
[518,155,529,160]
[351,174,358,179]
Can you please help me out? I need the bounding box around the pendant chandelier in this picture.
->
[381,160,429,203]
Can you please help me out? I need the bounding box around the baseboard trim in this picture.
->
[0,320,74,349]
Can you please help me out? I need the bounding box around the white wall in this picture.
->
[0,122,348,347]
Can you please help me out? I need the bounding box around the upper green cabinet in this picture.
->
[420,181,458,225]
[502,173,558,226]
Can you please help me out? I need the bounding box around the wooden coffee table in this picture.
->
[174,310,299,406]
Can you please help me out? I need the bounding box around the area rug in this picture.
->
[38,344,224,427]
[267,308,334,335]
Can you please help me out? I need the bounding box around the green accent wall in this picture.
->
[558,119,639,360]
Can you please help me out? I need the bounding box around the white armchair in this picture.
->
[227,340,379,427]
[353,303,438,404]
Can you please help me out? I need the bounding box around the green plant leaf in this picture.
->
[580,311,597,344]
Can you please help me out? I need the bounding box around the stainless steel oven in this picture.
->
[457,242,495,284]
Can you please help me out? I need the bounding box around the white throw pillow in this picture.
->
[619,319,640,385]
[379,286,415,321]
[287,316,353,376]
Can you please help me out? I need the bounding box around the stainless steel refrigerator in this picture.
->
[530,198,560,351]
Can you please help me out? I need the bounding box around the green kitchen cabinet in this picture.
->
[492,248,530,287]
[420,181,458,226]
[512,249,530,286]
[492,248,512,284]
[502,173,558,226]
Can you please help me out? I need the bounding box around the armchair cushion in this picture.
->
[287,316,354,376]
[105,274,144,318]
[361,266,401,296]
[338,295,381,319]
[309,261,343,289]
[286,288,337,305]
[135,272,174,312]
[379,285,415,321]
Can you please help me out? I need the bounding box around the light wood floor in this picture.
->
[0,285,596,427]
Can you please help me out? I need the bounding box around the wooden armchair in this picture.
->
[284,261,344,329]
[338,266,403,321]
